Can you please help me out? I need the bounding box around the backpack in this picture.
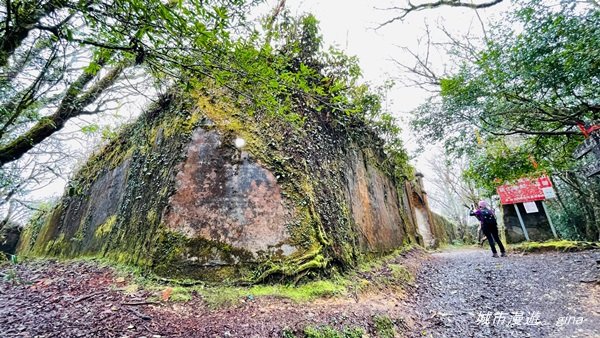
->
[479,208,497,227]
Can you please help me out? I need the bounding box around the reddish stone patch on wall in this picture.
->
[344,150,406,252]
[164,129,294,257]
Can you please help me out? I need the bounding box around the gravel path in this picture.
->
[410,248,600,338]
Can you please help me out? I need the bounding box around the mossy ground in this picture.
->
[150,246,416,312]
[14,245,418,310]
[4,253,412,337]
[194,279,347,308]
[509,240,600,253]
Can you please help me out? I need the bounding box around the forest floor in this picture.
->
[0,247,598,338]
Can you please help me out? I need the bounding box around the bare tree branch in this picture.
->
[377,0,504,28]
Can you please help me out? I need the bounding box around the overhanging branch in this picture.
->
[377,0,504,28]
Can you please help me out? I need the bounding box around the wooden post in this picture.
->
[541,201,558,238]
[514,203,530,241]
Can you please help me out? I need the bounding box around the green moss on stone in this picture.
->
[95,215,117,238]
[22,77,416,283]
[511,240,600,253]
[44,234,67,257]
[151,229,255,282]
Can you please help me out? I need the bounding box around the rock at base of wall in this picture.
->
[1,225,22,255]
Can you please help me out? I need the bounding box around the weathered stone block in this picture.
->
[18,92,439,281]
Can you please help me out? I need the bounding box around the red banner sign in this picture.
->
[496,176,553,205]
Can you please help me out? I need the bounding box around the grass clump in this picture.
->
[197,286,245,308]
[0,252,8,265]
[249,279,346,301]
[281,328,297,338]
[388,264,413,284]
[373,315,397,338]
[168,286,193,302]
[303,325,364,338]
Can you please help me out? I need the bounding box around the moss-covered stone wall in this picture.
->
[18,88,435,282]
[19,94,202,269]
[430,213,457,245]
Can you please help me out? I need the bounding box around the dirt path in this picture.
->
[0,250,422,338]
[409,248,600,338]
[1,248,598,337]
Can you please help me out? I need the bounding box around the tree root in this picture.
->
[252,245,329,283]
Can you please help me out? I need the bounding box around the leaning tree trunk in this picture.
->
[559,172,596,240]
[0,57,126,166]
[549,174,582,238]
[585,179,600,241]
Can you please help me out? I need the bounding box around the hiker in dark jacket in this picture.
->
[471,200,506,257]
